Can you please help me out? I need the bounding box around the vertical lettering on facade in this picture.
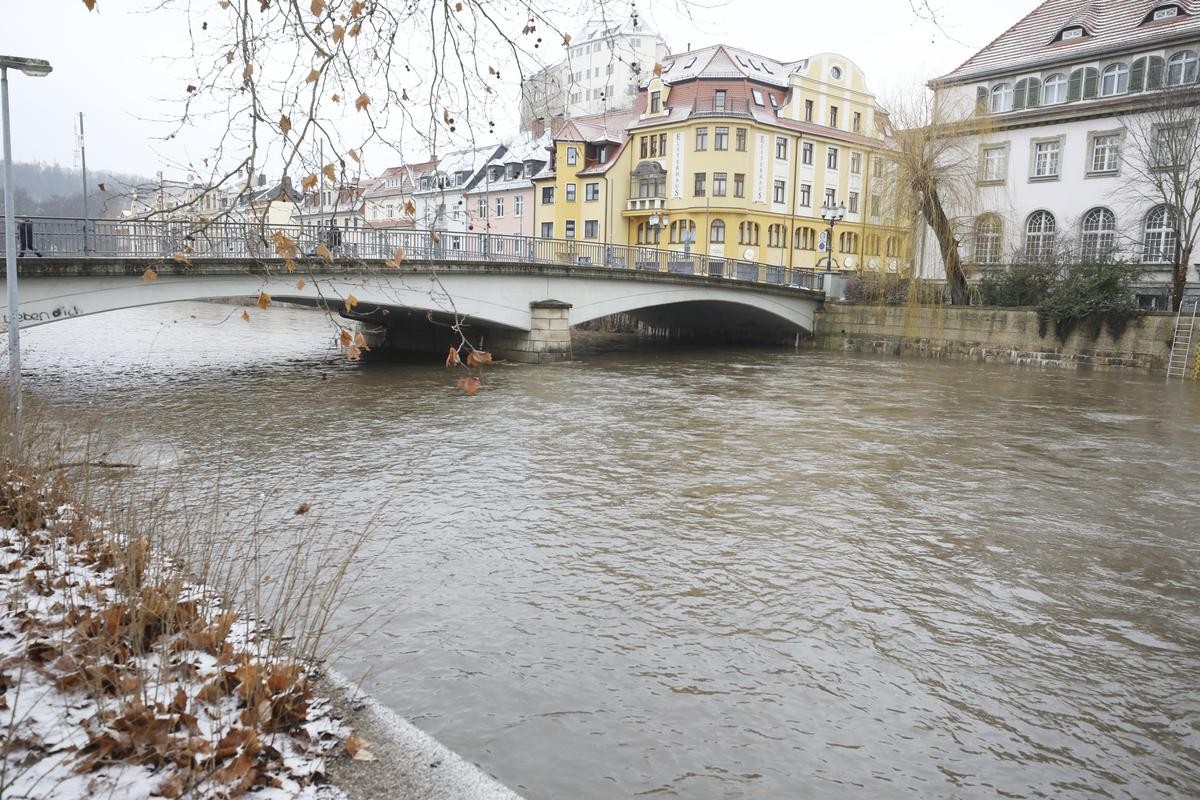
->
[672,132,684,199]
[754,134,768,203]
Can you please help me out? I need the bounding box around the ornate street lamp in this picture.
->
[2,55,54,443]
[818,200,846,271]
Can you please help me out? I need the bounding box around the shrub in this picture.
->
[977,262,1057,307]
[842,272,910,305]
[1036,260,1142,343]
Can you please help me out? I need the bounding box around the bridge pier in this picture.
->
[486,300,573,364]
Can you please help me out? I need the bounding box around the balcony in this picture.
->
[627,196,667,212]
[689,98,753,119]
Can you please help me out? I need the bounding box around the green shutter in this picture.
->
[1026,78,1041,108]
[1130,58,1146,92]
[1068,69,1083,101]
[1148,56,1165,89]
[1083,67,1099,99]
[1013,79,1027,110]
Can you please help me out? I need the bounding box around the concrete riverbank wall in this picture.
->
[812,304,1182,373]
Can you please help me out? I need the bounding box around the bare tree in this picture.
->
[877,88,984,305]
[1121,86,1200,311]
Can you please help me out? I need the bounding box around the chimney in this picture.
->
[258,173,267,187]
[532,117,546,139]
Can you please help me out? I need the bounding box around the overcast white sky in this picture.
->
[1,0,1039,178]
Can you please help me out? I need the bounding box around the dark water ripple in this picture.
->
[18,302,1200,800]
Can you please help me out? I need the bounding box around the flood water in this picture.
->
[17,302,1200,799]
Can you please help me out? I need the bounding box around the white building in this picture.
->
[410,146,503,235]
[520,16,669,130]
[922,0,1200,309]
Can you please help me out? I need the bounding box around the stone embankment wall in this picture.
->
[813,304,1181,372]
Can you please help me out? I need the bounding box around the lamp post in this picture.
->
[818,200,846,271]
[2,55,53,445]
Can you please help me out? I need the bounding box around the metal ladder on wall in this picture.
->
[1166,298,1199,380]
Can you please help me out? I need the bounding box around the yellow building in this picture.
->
[541,45,909,273]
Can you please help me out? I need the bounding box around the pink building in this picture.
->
[464,135,551,238]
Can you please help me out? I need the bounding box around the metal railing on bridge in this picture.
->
[0,216,824,293]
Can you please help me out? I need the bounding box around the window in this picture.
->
[565,183,577,201]
[714,90,727,111]
[870,193,882,217]
[566,147,578,165]
[565,220,576,238]
[710,219,725,243]
[495,197,505,217]
[735,128,747,151]
[1143,205,1176,263]
[1167,51,1198,86]
[584,220,599,239]
[804,99,814,122]
[990,83,1013,113]
[776,137,788,159]
[649,91,661,113]
[733,173,745,197]
[715,127,729,150]
[738,222,759,245]
[1024,210,1056,261]
[848,192,859,214]
[541,186,555,204]
[1014,77,1042,110]
[658,134,667,156]
[1089,133,1121,173]
[1060,26,1085,41]
[850,152,862,175]
[802,142,814,165]
[541,221,553,238]
[1032,139,1061,179]
[826,146,839,170]
[1081,207,1116,259]
[584,182,600,201]
[799,183,811,206]
[873,158,884,178]
[852,112,862,133]
[640,136,649,159]
[768,224,787,248]
[795,226,816,250]
[477,198,487,217]
[886,237,900,258]
[751,89,765,106]
[514,196,523,216]
[825,188,836,206]
[980,144,1008,183]
[1154,123,1189,167]
[1043,73,1068,104]
[694,172,706,196]
[712,172,728,197]
[829,106,838,128]
[1101,63,1129,96]
[773,180,786,203]
[1151,5,1179,20]
[838,231,859,253]
[695,127,708,150]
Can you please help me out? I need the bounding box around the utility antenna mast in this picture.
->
[74,112,90,252]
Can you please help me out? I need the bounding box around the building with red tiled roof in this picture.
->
[921,0,1200,308]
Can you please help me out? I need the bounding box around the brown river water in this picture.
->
[18,301,1200,799]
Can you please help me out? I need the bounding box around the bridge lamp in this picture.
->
[2,54,53,443]
[818,201,846,271]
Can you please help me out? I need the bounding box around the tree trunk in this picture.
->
[921,189,970,305]
[1172,243,1194,311]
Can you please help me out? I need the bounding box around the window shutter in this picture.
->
[1083,67,1099,99]
[1013,79,1027,110]
[975,86,988,113]
[1068,69,1083,101]
[1148,56,1165,89]
[1026,78,1041,108]
[1130,57,1146,92]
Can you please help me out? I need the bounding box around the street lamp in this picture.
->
[2,54,54,444]
[818,200,846,271]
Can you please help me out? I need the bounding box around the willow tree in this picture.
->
[1120,86,1200,312]
[876,89,985,305]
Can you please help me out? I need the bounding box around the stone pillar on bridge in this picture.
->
[488,300,573,364]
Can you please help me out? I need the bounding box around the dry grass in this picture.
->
[0,399,371,798]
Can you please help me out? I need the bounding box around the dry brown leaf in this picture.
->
[142,269,158,282]
[310,0,325,15]
[315,243,333,262]
[243,63,254,79]
[346,735,376,761]
[295,277,306,290]
[226,51,235,64]
[349,21,362,37]
[354,332,370,350]
[466,350,493,367]
[454,1,463,9]
[306,67,321,83]
[339,329,353,346]
[296,502,311,515]
[82,0,97,10]
[331,93,342,103]
[349,0,365,15]
[404,199,416,216]
[256,291,271,310]
[98,182,106,192]
[332,25,345,43]
[280,114,291,135]
[431,230,441,245]
[242,310,251,323]
[456,376,481,396]
[186,84,197,93]
[653,63,663,77]
[384,246,405,267]
[345,344,362,361]
[285,258,297,272]
[562,33,572,45]
[355,93,371,111]
[348,148,360,163]
[218,0,231,7]
[343,294,359,312]
[302,174,318,191]
[445,346,460,367]
[322,163,337,182]
[172,252,191,265]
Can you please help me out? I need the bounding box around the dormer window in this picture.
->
[1147,5,1181,22]
[1058,26,1085,41]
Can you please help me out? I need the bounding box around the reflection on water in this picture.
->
[19,302,1200,799]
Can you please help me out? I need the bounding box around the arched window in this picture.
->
[838,231,859,253]
[1168,51,1198,86]
[1081,207,1116,260]
[990,83,1013,113]
[1101,63,1129,95]
[1014,77,1042,109]
[1043,73,1068,104]
[795,226,816,250]
[668,221,678,243]
[1143,206,1176,263]
[974,215,1003,264]
[636,223,645,244]
[739,221,759,245]
[1024,211,1056,261]
[885,237,899,258]
[710,219,725,244]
